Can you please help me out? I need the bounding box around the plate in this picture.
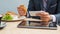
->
[1,18,21,22]
[1,15,21,22]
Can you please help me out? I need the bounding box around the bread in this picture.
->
[5,11,17,15]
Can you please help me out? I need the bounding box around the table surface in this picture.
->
[0,21,60,34]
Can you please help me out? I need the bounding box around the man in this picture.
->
[28,0,60,27]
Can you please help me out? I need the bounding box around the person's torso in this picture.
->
[33,0,57,14]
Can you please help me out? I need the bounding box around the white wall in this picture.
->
[0,0,29,14]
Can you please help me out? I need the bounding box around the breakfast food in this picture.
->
[2,11,18,21]
[6,11,17,15]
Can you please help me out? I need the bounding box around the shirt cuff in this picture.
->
[50,15,56,22]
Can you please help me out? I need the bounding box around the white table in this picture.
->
[0,21,60,34]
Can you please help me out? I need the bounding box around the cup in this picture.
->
[0,14,6,29]
[0,14,2,23]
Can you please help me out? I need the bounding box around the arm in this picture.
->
[28,0,35,11]
[54,0,60,26]
[27,0,35,17]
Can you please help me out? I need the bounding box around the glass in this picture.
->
[0,14,2,25]
[0,14,6,29]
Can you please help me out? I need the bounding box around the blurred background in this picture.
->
[0,0,29,14]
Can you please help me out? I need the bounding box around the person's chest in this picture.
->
[33,0,57,14]
[34,0,57,7]
[34,0,57,3]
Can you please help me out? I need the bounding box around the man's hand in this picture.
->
[36,11,51,26]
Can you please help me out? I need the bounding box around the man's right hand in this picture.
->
[36,11,51,26]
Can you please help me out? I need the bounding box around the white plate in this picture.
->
[2,15,21,22]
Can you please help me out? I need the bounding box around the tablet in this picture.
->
[17,11,57,30]
[17,21,57,30]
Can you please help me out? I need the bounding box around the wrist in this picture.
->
[49,15,53,22]
[50,15,56,22]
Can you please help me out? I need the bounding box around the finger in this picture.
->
[41,18,50,20]
[41,17,50,21]
[41,16,50,18]
[41,18,50,21]
[39,12,49,16]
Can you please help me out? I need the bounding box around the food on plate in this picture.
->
[2,11,19,21]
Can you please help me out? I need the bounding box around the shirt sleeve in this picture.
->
[50,15,56,22]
